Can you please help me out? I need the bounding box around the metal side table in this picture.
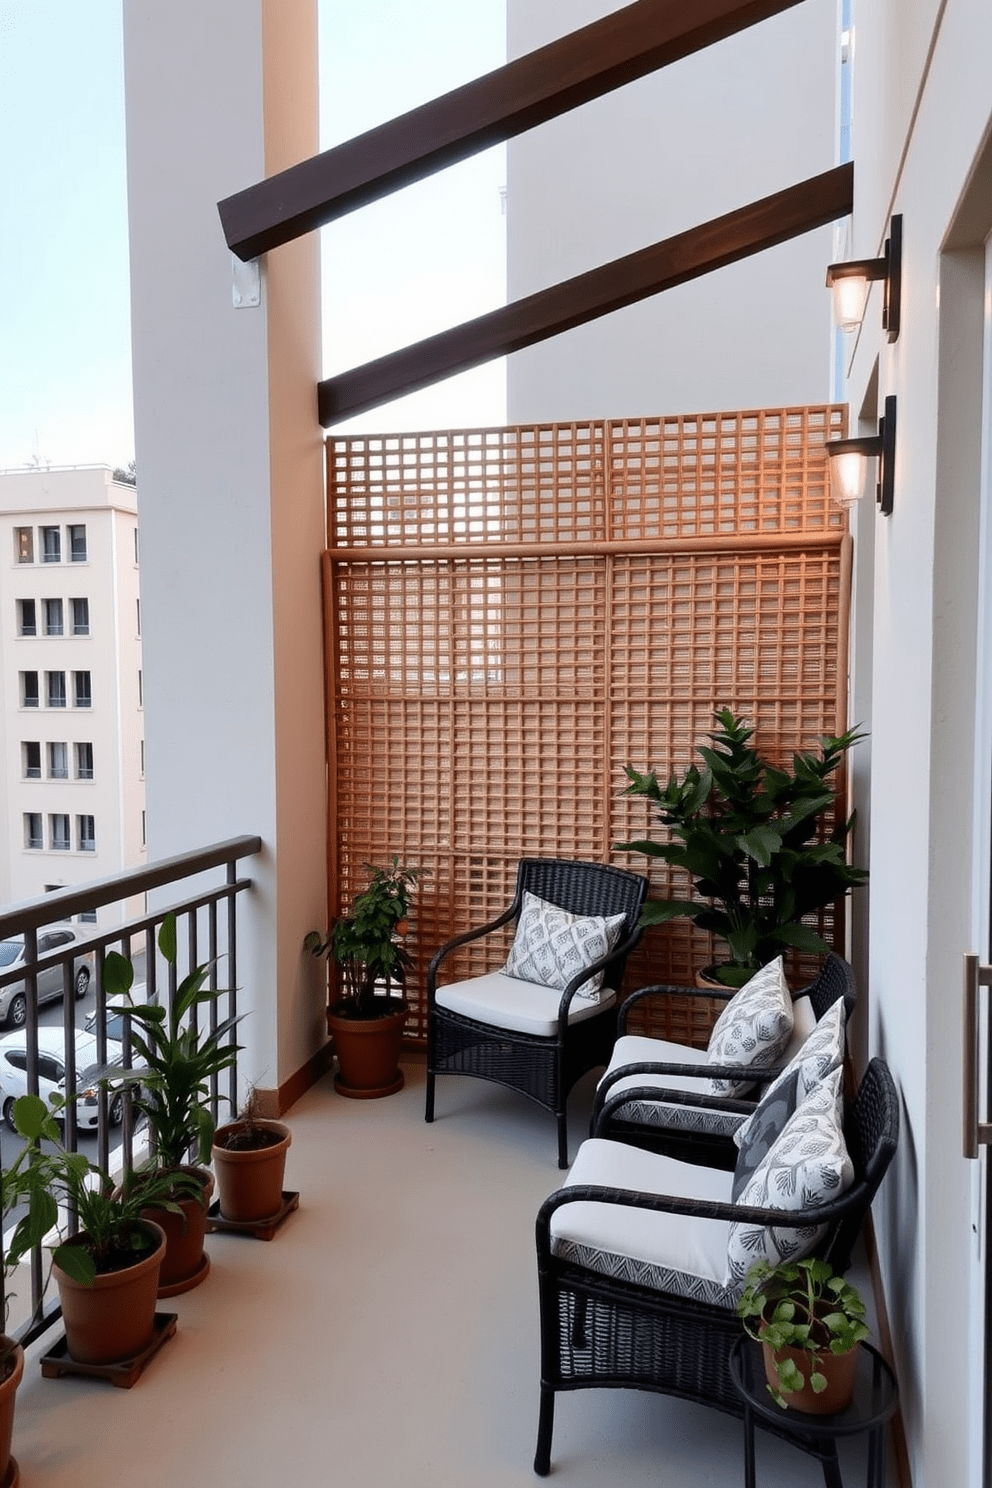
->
[729,1337,898,1488]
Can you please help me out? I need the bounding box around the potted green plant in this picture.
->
[211,1086,292,1226]
[0,1150,37,1481]
[736,1256,870,1413]
[100,911,241,1293]
[9,1093,201,1366]
[616,709,868,987]
[305,859,427,1098]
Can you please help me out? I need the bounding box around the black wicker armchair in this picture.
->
[425,859,648,1168]
[534,1056,898,1478]
[591,952,857,1170]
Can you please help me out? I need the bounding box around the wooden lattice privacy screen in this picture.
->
[324,406,851,1044]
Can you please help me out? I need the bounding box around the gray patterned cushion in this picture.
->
[725,1066,853,1284]
[614,1099,745,1139]
[733,996,847,1162]
[549,1138,741,1310]
[705,957,793,1097]
[730,1070,801,1201]
[501,891,626,1002]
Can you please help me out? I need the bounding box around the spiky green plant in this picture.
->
[616,709,868,985]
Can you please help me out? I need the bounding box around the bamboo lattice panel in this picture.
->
[326,407,850,1044]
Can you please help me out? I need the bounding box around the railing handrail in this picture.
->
[0,835,263,938]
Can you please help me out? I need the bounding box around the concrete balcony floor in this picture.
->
[13,1060,889,1486]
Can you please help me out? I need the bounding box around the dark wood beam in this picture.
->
[220,0,807,261]
[317,162,853,426]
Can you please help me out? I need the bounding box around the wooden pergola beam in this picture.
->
[219,0,807,261]
[317,162,853,426]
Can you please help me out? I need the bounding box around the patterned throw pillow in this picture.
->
[725,1066,853,1286]
[705,957,794,1097]
[732,996,847,1169]
[500,891,627,1002]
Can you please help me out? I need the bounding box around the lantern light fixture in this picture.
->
[825,396,897,515]
[826,215,902,341]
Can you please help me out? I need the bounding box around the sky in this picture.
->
[0,0,507,471]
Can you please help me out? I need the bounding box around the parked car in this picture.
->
[0,928,94,1029]
[0,1027,126,1130]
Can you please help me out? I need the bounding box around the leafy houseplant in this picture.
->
[306,859,427,1021]
[617,709,868,986]
[306,860,427,1098]
[737,1257,870,1412]
[9,1093,201,1364]
[99,911,241,1292]
[211,1087,292,1225]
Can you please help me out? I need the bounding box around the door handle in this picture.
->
[964,952,992,1158]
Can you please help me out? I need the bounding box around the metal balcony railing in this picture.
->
[0,833,262,1345]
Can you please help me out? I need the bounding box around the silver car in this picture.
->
[0,928,93,1029]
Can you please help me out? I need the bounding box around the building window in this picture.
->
[49,814,70,851]
[68,525,87,562]
[77,815,96,852]
[22,742,41,779]
[41,526,61,563]
[73,671,92,708]
[46,671,66,708]
[24,813,43,850]
[141,810,146,847]
[20,671,39,708]
[70,597,89,635]
[78,909,97,924]
[138,669,143,706]
[44,598,64,636]
[15,528,33,563]
[75,742,94,780]
[48,741,68,779]
[17,599,36,636]
[136,597,140,636]
[139,739,144,777]
[134,528,139,564]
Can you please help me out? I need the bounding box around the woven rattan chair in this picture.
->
[534,1056,898,1479]
[590,952,857,1170]
[425,859,648,1168]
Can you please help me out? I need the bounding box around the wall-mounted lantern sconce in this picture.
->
[825,395,897,515]
[825,214,902,341]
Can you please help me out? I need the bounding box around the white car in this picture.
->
[0,1027,127,1131]
[0,929,94,1029]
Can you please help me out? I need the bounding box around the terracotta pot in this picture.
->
[0,1337,23,1483]
[212,1120,291,1223]
[53,1220,166,1365]
[761,1338,858,1414]
[140,1166,214,1296]
[326,1003,406,1098]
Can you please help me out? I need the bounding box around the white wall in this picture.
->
[123,0,327,1099]
[505,0,840,422]
[842,3,992,1483]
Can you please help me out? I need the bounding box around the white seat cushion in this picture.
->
[598,1035,743,1138]
[435,971,616,1038]
[549,1137,740,1309]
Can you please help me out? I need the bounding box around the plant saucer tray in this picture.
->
[40,1311,178,1389]
[205,1190,300,1242]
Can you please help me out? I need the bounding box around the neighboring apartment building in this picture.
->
[0,466,145,922]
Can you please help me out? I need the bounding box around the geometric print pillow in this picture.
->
[733,996,847,1160]
[500,891,627,1002]
[725,1066,854,1287]
[705,956,794,1097]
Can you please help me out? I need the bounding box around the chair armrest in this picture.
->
[591,1077,755,1137]
[618,982,733,1035]
[554,925,645,1027]
[427,905,518,1000]
[535,1175,873,1258]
